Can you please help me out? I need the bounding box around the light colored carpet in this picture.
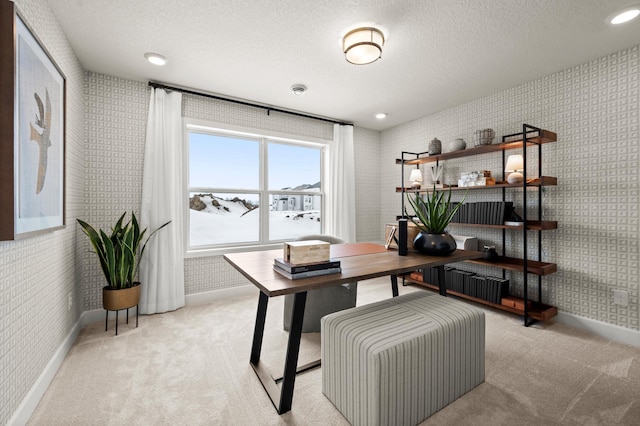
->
[29,277,640,425]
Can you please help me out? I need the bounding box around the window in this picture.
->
[186,121,325,252]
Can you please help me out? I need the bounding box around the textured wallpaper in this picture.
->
[82,74,149,308]
[0,0,85,424]
[380,45,639,331]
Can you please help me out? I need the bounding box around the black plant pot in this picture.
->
[413,232,457,256]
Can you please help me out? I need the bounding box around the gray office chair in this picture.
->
[283,234,357,333]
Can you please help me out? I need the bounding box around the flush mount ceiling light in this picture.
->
[144,52,167,66]
[291,84,307,95]
[375,113,387,119]
[343,27,385,65]
[607,5,640,24]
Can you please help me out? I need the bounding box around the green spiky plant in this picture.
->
[406,187,467,234]
[77,212,170,289]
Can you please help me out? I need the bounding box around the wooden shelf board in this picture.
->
[395,130,557,165]
[464,256,557,276]
[404,274,558,322]
[449,220,558,231]
[396,177,557,193]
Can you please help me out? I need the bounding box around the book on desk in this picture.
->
[273,258,342,280]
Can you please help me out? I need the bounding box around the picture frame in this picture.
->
[0,2,66,240]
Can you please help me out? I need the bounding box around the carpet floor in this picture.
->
[28,277,640,425]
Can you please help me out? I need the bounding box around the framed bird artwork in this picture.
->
[0,2,66,240]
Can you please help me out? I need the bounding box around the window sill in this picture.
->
[185,243,283,259]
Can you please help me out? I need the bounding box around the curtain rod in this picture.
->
[148,81,352,126]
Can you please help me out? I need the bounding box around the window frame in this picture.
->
[183,118,329,257]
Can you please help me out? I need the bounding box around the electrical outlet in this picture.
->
[613,289,628,306]
[67,292,73,311]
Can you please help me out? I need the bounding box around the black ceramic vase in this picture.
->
[413,232,457,256]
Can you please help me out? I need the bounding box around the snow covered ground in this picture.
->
[189,194,321,247]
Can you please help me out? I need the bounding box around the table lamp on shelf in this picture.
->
[409,169,423,189]
[505,154,524,184]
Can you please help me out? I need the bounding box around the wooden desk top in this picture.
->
[224,243,483,297]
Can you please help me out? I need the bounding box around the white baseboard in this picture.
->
[9,285,257,425]
[555,312,640,349]
[185,284,258,306]
[8,314,84,426]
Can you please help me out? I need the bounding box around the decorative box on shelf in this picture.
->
[451,235,478,251]
[458,170,496,187]
[385,222,420,250]
[283,240,330,265]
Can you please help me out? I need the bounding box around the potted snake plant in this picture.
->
[77,212,170,311]
[405,187,466,255]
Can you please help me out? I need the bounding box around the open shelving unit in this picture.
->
[396,124,558,326]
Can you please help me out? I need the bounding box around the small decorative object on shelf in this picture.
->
[505,154,524,183]
[458,170,496,187]
[448,138,466,152]
[429,164,444,188]
[483,245,499,261]
[428,137,442,155]
[474,128,495,146]
[409,168,422,189]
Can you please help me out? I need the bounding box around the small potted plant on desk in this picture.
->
[406,186,466,256]
[77,212,170,335]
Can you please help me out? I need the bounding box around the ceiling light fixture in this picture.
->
[144,52,167,66]
[343,27,384,65]
[607,6,640,24]
[291,84,307,95]
[375,113,387,119]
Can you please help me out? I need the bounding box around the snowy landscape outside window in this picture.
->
[187,124,324,251]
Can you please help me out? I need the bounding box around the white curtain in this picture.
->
[325,124,356,242]
[139,88,185,314]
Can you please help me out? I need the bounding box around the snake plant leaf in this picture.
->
[77,219,110,284]
[101,229,117,288]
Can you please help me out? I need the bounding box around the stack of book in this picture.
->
[421,266,509,305]
[450,201,518,225]
[273,257,342,280]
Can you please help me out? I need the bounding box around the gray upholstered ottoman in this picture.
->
[321,291,485,426]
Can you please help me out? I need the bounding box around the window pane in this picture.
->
[269,193,321,241]
[189,133,259,189]
[268,142,320,191]
[189,192,259,246]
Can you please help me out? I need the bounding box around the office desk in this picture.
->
[224,243,482,414]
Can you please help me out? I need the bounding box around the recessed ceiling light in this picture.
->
[375,113,387,119]
[291,84,307,95]
[607,6,640,24]
[144,52,167,66]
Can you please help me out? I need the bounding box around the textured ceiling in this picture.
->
[47,0,640,130]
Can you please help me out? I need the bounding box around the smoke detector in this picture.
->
[291,84,307,95]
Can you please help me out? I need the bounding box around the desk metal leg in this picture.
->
[249,291,307,414]
[250,292,269,364]
[278,291,306,413]
[390,275,399,297]
[436,265,447,296]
